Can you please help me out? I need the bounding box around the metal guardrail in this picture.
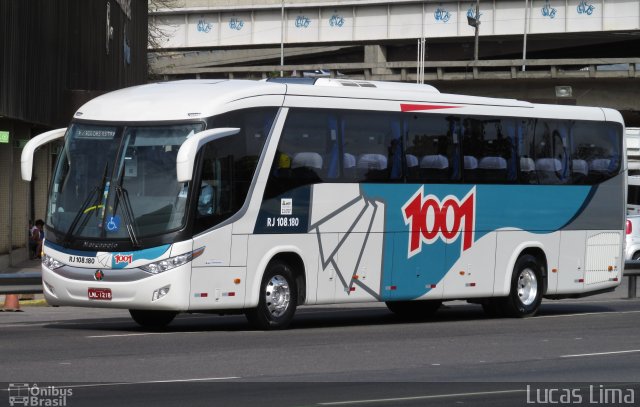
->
[0,272,42,295]
[624,260,640,299]
[1,262,639,297]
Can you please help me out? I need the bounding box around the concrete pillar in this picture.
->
[365,44,392,76]
[0,129,12,270]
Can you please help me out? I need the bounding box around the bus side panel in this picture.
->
[333,226,386,303]
[392,232,444,300]
[190,225,238,309]
[192,225,232,268]
[583,230,623,290]
[310,184,386,303]
[442,232,496,299]
[556,230,587,295]
[315,233,337,304]
[189,266,246,310]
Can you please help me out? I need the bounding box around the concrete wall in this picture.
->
[0,120,55,269]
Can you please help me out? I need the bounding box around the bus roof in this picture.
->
[72,79,619,124]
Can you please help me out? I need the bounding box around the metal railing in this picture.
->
[623,260,640,299]
[0,272,42,295]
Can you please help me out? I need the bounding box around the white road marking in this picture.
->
[318,389,525,406]
[86,331,208,338]
[535,310,640,319]
[561,349,640,358]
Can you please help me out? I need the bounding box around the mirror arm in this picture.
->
[176,127,240,182]
[21,128,67,181]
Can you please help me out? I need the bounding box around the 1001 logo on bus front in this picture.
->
[402,187,476,258]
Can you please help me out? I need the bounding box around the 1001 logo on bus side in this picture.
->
[402,187,476,258]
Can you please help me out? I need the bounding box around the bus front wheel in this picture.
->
[129,309,178,329]
[500,254,543,318]
[245,260,298,330]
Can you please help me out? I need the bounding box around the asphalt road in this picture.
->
[1,285,640,407]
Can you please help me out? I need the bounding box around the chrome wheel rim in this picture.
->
[265,274,290,318]
[517,268,538,306]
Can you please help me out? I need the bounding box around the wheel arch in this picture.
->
[246,246,308,308]
[497,242,548,296]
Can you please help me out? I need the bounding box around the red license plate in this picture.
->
[88,288,112,300]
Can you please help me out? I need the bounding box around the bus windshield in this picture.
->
[48,122,204,241]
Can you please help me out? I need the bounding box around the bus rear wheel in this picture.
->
[385,300,442,319]
[245,260,298,330]
[500,254,543,318]
[129,309,178,329]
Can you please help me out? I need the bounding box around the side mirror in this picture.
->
[21,128,67,181]
[176,127,240,182]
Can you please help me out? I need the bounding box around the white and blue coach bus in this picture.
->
[21,79,625,329]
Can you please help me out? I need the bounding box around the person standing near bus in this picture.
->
[30,219,44,259]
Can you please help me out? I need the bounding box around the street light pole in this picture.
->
[467,0,480,61]
[522,0,529,71]
[473,0,480,61]
[280,0,284,77]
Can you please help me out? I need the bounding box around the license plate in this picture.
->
[88,288,112,300]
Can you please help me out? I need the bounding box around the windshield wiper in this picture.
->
[63,163,109,246]
[113,169,140,248]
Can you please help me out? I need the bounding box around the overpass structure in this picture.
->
[151,0,639,49]
[150,0,640,124]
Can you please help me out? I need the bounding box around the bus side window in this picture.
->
[197,157,217,217]
[264,109,330,198]
[405,114,460,183]
[342,111,399,182]
[518,119,537,184]
[570,122,621,184]
[463,117,514,184]
[533,120,569,185]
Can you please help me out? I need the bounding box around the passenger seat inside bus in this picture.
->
[343,153,356,179]
[588,158,612,183]
[571,159,589,184]
[519,157,536,184]
[357,153,387,181]
[463,155,478,182]
[291,152,324,180]
[420,154,449,181]
[478,156,508,182]
[535,158,563,184]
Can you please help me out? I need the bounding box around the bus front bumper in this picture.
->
[41,263,191,311]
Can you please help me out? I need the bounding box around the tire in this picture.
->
[385,300,442,319]
[245,260,298,330]
[129,309,178,329]
[500,254,544,318]
[633,252,640,261]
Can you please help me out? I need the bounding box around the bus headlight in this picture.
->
[140,247,204,274]
[42,254,64,270]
